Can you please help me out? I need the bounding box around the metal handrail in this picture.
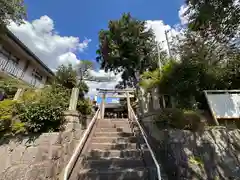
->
[129,105,161,180]
[63,109,100,180]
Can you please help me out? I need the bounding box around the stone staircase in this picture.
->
[69,118,155,180]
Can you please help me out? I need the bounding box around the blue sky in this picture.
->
[24,0,184,61]
[9,0,186,103]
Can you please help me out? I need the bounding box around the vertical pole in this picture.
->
[126,92,131,119]
[156,42,162,70]
[101,93,106,119]
[165,30,172,59]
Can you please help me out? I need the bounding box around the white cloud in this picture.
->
[145,20,181,56]
[179,5,189,25]
[8,15,91,70]
[6,14,186,97]
[86,70,122,97]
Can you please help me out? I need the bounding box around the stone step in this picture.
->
[82,158,144,169]
[90,142,137,150]
[95,127,124,133]
[85,149,142,159]
[97,121,130,127]
[96,125,131,130]
[78,168,148,180]
[103,118,129,121]
[94,132,133,137]
[91,136,137,144]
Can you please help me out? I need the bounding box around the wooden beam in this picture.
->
[104,95,134,98]
[205,89,240,93]
[97,88,135,93]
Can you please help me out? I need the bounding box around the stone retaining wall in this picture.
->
[141,114,240,180]
[0,112,84,180]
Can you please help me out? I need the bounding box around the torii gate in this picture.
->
[97,88,135,119]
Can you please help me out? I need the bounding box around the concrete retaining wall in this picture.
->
[0,111,84,180]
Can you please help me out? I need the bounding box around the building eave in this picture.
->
[6,29,55,77]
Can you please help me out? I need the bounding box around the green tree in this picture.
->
[0,0,26,31]
[54,64,89,98]
[157,31,239,109]
[77,60,94,81]
[185,0,240,45]
[55,64,77,89]
[96,13,158,88]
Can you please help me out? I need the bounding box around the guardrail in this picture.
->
[63,108,100,180]
[128,105,161,180]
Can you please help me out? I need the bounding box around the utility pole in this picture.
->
[156,42,162,70]
[165,30,172,59]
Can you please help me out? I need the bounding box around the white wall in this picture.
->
[0,48,48,88]
[207,93,240,119]
[22,64,47,88]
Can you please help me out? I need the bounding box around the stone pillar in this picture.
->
[13,88,24,100]
[69,88,79,111]
[64,111,81,132]
[101,93,106,119]
[126,92,131,119]
[152,87,160,110]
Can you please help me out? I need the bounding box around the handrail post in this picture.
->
[126,92,131,119]
[129,105,161,180]
[100,93,106,119]
[63,109,100,180]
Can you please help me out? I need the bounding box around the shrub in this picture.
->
[155,108,204,131]
[183,110,204,131]
[20,88,38,103]
[77,99,92,115]
[18,102,64,133]
[11,122,26,134]
[155,108,186,129]
[39,85,71,109]
[0,100,16,132]
[16,85,70,133]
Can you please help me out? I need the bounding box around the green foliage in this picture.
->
[155,108,186,129]
[77,99,92,115]
[140,69,161,91]
[77,60,94,80]
[0,0,26,31]
[39,85,71,109]
[155,108,204,131]
[11,122,26,134]
[0,100,16,132]
[20,89,38,103]
[0,74,31,99]
[96,13,158,88]
[185,0,240,44]
[16,85,70,133]
[55,64,77,89]
[78,81,89,99]
[156,32,240,109]
[54,64,89,100]
[18,103,64,133]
